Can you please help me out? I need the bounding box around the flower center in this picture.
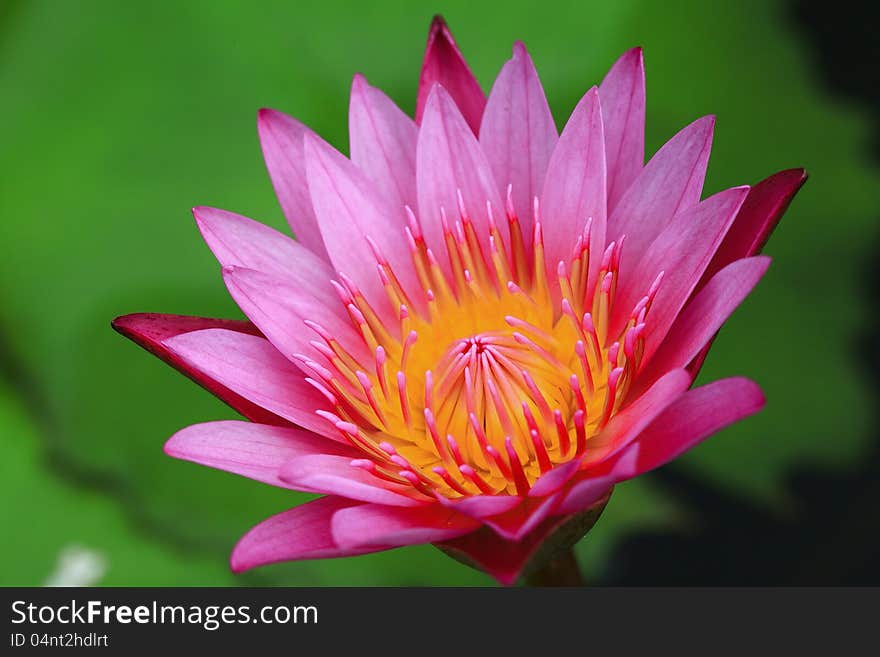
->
[299,191,661,498]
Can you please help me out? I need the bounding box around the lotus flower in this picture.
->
[113,16,805,585]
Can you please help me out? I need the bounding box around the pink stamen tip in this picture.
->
[364,235,386,264]
[377,264,390,285]
[601,271,614,293]
[309,341,335,361]
[350,459,376,472]
[347,304,366,325]
[456,188,468,220]
[404,226,418,251]
[485,444,512,479]
[338,272,361,295]
[486,200,498,230]
[330,279,352,304]
[390,454,409,469]
[557,260,567,277]
[554,409,571,456]
[505,436,531,495]
[304,377,337,405]
[612,235,626,269]
[609,366,624,388]
[530,429,552,474]
[532,196,542,225]
[355,370,372,390]
[464,269,473,283]
[608,342,620,367]
[505,184,516,219]
[399,304,409,320]
[446,435,464,465]
[572,235,584,259]
[582,313,596,334]
[459,464,494,495]
[378,442,397,456]
[399,470,421,487]
[533,220,544,246]
[405,205,422,240]
[315,409,342,425]
[601,241,616,269]
[303,320,331,341]
[439,206,451,235]
[426,289,435,301]
[649,271,665,297]
[335,421,360,435]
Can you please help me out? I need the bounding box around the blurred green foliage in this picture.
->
[0,0,876,585]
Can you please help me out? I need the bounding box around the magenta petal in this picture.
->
[481,495,559,542]
[639,256,771,390]
[608,115,714,265]
[701,168,807,286]
[222,265,369,365]
[437,508,603,585]
[257,109,329,261]
[480,41,558,238]
[331,503,480,549]
[621,377,766,478]
[193,206,340,308]
[278,454,428,507]
[599,47,646,212]
[349,74,418,216]
[165,421,358,488]
[540,86,607,288]
[162,328,336,439]
[439,494,523,519]
[415,16,485,134]
[304,133,423,317]
[230,497,382,573]
[528,459,584,498]
[417,84,506,276]
[112,313,286,426]
[612,186,749,349]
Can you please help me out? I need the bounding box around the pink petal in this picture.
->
[193,206,340,307]
[558,377,765,514]
[165,421,358,488]
[612,186,749,349]
[599,47,646,212]
[481,495,559,542]
[528,458,584,498]
[161,328,336,439]
[479,41,557,238]
[619,377,766,478]
[222,265,369,365]
[230,497,381,573]
[349,74,418,216]
[111,313,285,426]
[439,494,523,519]
[304,133,423,317]
[278,454,428,507]
[701,168,807,286]
[416,84,505,278]
[415,16,485,135]
[638,256,771,390]
[585,368,691,465]
[607,116,714,265]
[331,503,480,549]
[257,108,329,261]
[438,509,593,585]
[540,86,606,288]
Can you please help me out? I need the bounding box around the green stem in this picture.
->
[524,548,584,586]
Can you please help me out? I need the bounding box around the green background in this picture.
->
[0,0,876,585]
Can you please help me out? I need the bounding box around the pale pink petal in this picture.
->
[611,186,749,347]
[540,86,606,288]
[701,168,807,287]
[304,133,424,317]
[222,265,369,365]
[111,313,285,426]
[331,503,480,549]
[192,206,340,307]
[639,256,771,389]
[165,421,358,488]
[162,328,336,439]
[417,84,505,277]
[479,41,557,238]
[230,497,381,572]
[278,454,428,507]
[607,116,714,264]
[257,109,329,261]
[415,16,485,134]
[599,47,646,212]
[349,74,418,215]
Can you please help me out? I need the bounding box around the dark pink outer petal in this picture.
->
[111,313,287,426]
[687,168,806,376]
[701,168,807,287]
[540,86,606,289]
[231,497,384,573]
[415,16,485,135]
[599,47,646,213]
[479,41,558,239]
[331,503,481,549]
[165,421,360,489]
[257,109,330,262]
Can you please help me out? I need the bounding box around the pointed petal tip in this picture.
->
[429,14,449,35]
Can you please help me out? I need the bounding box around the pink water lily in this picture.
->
[114,16,805,585]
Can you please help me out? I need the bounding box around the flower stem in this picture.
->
[524,548,584,586]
